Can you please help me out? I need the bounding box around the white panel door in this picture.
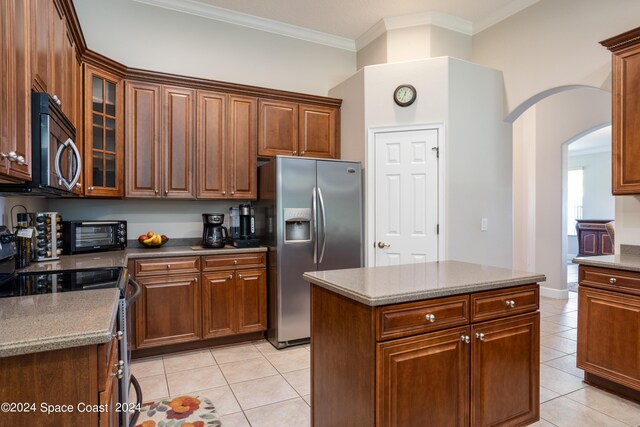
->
[374,129,438,266]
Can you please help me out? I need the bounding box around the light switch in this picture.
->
[481,218,488,232]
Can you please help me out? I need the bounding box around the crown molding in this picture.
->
[131,0,356,51]
[472,0,539,34]
[355,11,472,50]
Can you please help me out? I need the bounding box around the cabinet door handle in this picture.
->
[460,335,470,344]
[89,186,94,192]
[238,274,243,279]
[425,314,436,323]
[230,191,235,195]
[504,300,516,308]
[155,189,159,195]
[166,264,171,270]
[111,368,124,379]
[113,331,123,340]
[222,191,226,195]
[228,274,233,279]
[16,155,25,165]
[476,332,485,341]
[165,190,169,195]
[609,277,617,284]
[293,150,297,155]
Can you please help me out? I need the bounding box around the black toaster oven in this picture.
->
[62,220,127,254]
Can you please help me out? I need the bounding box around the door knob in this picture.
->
[377,241,390,249]
[476,332,485,341]
[460,335,470,344]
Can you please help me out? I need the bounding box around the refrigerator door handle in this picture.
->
[318,187,327,264]
[312,186,318,263]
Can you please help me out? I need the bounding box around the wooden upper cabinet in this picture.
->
[163,86,195,198]
[228,95,257,199]
[30,0,50,92]
[602,28,640,194]
[125,81,161,198]
[197,90,227,198]
[299,104,338,158]
[85,65,124,197]
[0,0,32,181]
[258,99,298,157]
[258,99,340,159]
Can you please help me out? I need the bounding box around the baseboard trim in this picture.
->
[540,286,569,299]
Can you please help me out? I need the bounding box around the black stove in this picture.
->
[0,267,125,298]
[0,225,126,298]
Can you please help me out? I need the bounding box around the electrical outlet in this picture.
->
[481,218,488,232]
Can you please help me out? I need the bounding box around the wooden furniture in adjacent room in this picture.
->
[576,219,615,256]
[577,264,640,401]
[601,27,640,195]
[306,262,542,427]
[133,251,267,352]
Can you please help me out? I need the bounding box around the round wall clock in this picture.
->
[393,84,417,107]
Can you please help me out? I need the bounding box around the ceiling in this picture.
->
[569,126,611,155]
[133,0,540,50]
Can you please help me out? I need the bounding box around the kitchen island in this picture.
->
[304,260,546,427]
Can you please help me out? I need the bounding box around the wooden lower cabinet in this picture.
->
[471,313,539,427]
[376,327,470,427]
[136,273,202,348]
[202,270,236,338]
[311,284,540,427]
[236,268,267,333]
[0,338,118,426]
[577,284,640,391]
[135,253,267,349]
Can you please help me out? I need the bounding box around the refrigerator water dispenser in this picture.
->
[284,208,311,242]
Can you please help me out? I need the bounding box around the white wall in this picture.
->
[512,88,611,298]
[472,0,640,116]
[73,0,356,96]
[47,199,244,241]
[331,57,511,268]
[568,152,614,220]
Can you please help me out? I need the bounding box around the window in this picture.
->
[567,168,584,235]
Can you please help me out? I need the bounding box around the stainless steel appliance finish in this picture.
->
[62,220,127,254]
[256,156,363,348]
[0,93,81,196]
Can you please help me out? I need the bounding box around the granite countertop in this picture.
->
[3,245,267,357]
[18,245,267,273]
[303,260,546,306]
[0,289,119,357]
[573,253,640,273]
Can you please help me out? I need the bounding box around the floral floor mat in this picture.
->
[135,395,221,427]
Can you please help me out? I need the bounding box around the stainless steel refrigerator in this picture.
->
[255,156,363,348]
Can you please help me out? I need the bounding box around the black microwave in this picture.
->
[62,221,127,254]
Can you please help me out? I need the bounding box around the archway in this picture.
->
[511,86,611,298]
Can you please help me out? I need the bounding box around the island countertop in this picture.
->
[0,289,119,358]
[303,260,546,306]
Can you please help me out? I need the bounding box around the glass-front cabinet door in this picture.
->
[83,64,124,197]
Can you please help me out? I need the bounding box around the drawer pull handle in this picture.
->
[425,314,436,323]
[113,331,123,341]
[233,260,238,265]
[505,300,516,308]
[460,335,470,344]
[166,264,171,270]
[476,332,485,341]
[609,277,617,284]
[112,368,124,379]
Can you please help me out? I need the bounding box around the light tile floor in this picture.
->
[131,293,640,426]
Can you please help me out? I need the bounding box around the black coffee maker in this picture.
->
[229,204,259,248]
[202,213,228,248]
